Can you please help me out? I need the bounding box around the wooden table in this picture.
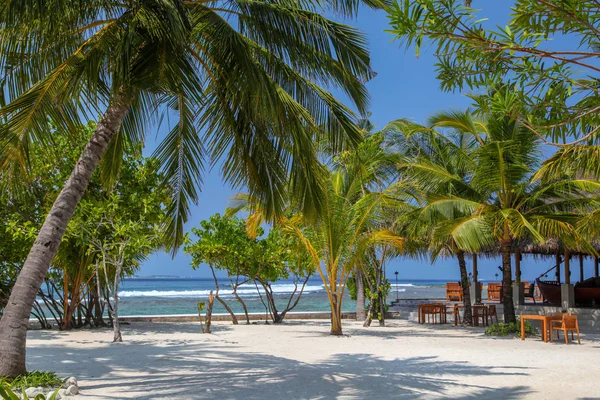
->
[418,303,446,324]
[521,314,563,342]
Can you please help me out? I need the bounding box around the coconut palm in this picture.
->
[283,167,405,334]
[388,115,481,325]
[0,0,384,376]
[399,102,600,324]
[331,124,400,321]
[229,134,405,334]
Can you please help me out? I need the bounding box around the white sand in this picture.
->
[26,319,600,399]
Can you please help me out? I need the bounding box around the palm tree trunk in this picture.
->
[0,98,129,377]
[500,239,516,323]
[330,293,343,335]
[376,262,385,327]
[457,250,473,326]
[355,267,366,321]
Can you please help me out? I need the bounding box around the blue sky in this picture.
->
[138,2,597,281]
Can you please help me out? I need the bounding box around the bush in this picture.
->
[0,371,62,390]
[0,384,60,400]
[485,321,538,338]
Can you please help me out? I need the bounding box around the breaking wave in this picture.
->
[119,284,325,298]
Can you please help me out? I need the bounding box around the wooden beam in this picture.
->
[579,254,584,283]
[564,251,571,285]
[515,250,521,283]
[473,253,480,303]
[555,252,561,283]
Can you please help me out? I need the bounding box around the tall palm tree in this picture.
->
[331,125,399,321]
[402,102,600,323]
[388,115,481,325]
[0,0,384,376]
[283,167,404,335]
[229,148,405,335]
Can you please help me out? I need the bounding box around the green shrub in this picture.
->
[0,384,60,400]
[0,371,62,390]
[485,321,538,338]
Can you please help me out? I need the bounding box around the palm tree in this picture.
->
[400,102,600,324]
[229,149,404,334]
[283,168,404,334]
[388,115,480,325]
[0,0,384,376]
[331,125,399,322]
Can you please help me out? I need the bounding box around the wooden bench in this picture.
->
[446,282,463,302]
[487,283,503,302]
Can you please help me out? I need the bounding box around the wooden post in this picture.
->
[555,252,561,283]
[473,253,480,303]
[515,250,521,283]
[564,251,571,285]
[595,257,599,278]
[579,254,584,283]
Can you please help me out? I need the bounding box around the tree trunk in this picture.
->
[363,297,375,327]
[376,261,385,327]
[203,292,214,334]
[330,293,343,335]
[275,275,310,323]
[112,286,122,343]
[94,267,105,327]
[112,264,123,343]
[457,250,473,326]
[0,98,129,377]
[500,239,516,324]
[261,282,280,324]
[231,278,250,324]
[355,267,366,321]
[209,265,237,324]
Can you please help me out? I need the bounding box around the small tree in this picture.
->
[72,157,168,342]
[185,214,315,324]
[249,228,315,323]
[184,214,253,324]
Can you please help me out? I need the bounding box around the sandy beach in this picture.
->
[25,319,600,399]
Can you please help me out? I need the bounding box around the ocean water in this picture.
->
[117,278,450,316]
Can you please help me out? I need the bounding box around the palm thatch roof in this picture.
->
[513,238,600,258]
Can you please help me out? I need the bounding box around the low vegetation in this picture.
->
[0,371,62,390]
[0,384,60,400]
[485,322,538,338]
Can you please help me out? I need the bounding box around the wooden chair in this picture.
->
[487,304,498,325]
[487,283,503,302]
[522,281,536,304]
[551,314,581,344]
[472,304,489,326]
[446,282,463,302]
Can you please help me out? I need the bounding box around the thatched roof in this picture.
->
[514,237,600,257]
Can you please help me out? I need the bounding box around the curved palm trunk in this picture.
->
[355,267,366,321]
[0,99,129,377]
[456,250,472,326]
[500,239,516,323]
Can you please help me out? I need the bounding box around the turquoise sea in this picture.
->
[117,278,452,316]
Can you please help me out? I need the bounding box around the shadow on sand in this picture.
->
[26,321,533,399]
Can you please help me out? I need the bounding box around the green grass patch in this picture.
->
[0,371,63,390]
[484,321,538,338]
